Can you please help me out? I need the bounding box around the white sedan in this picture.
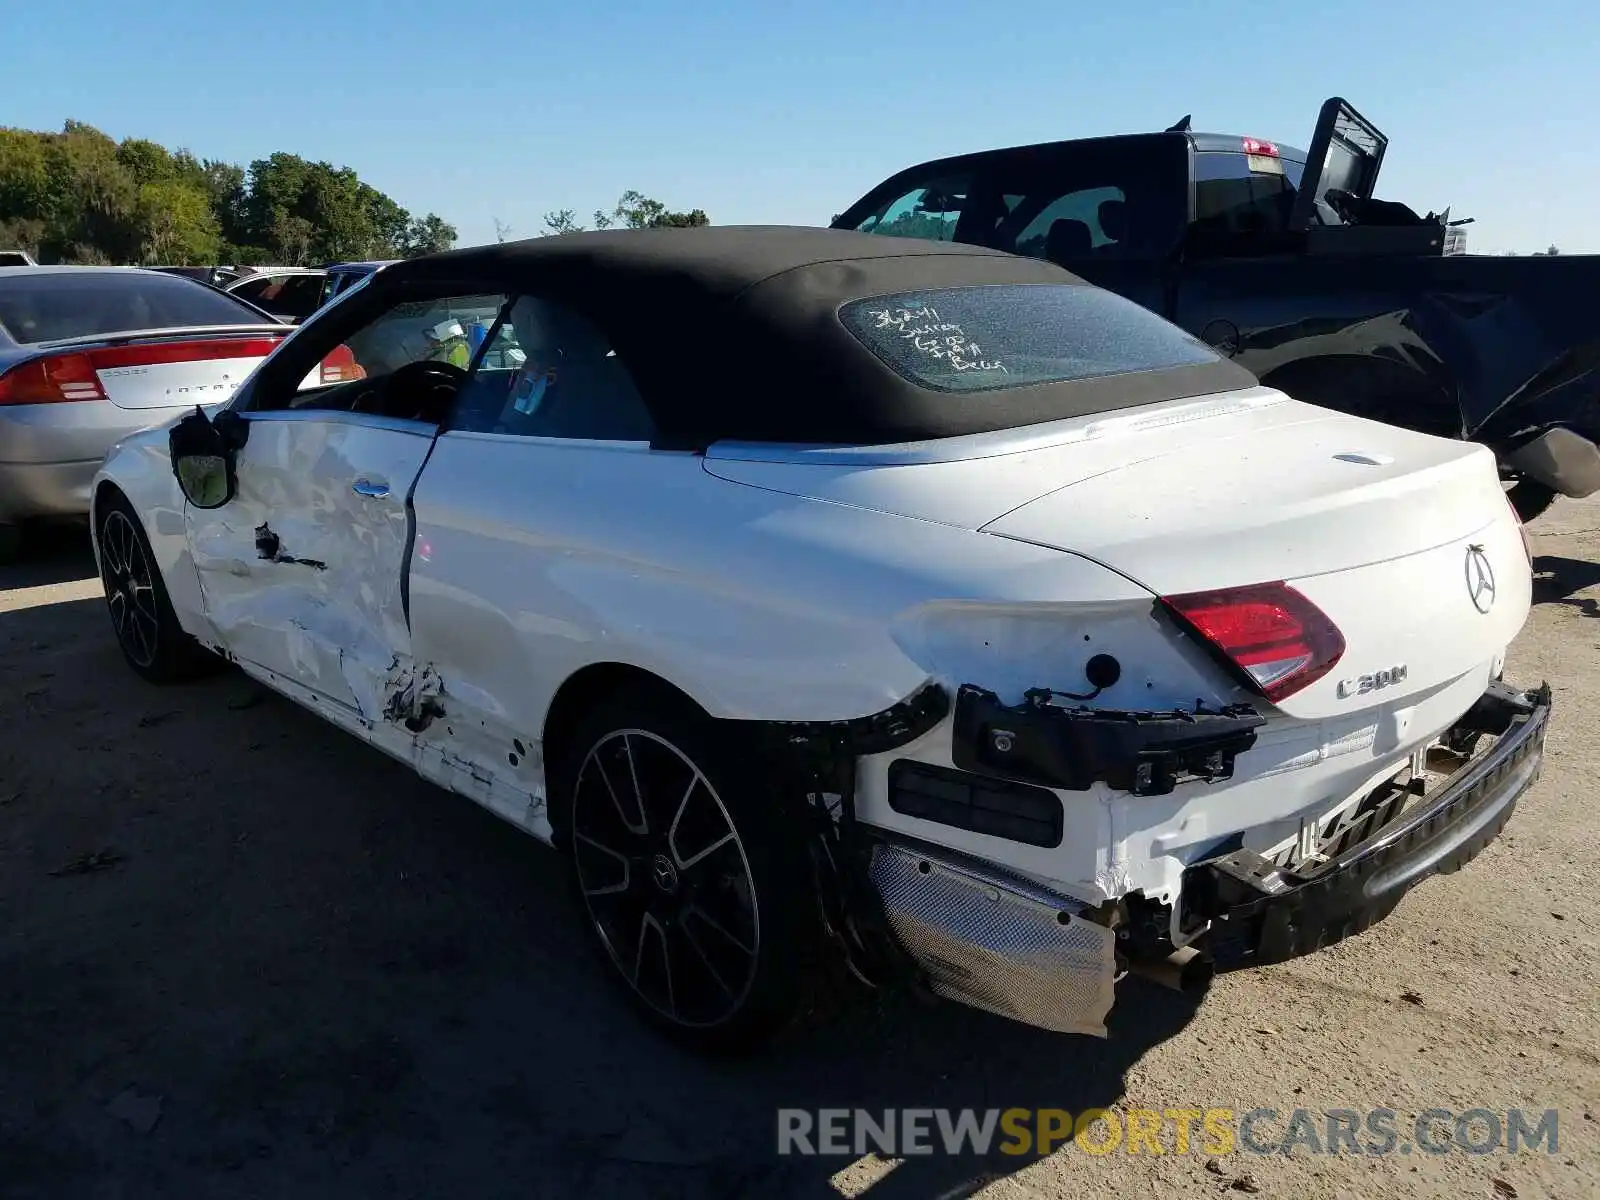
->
[91,227,1551,1053]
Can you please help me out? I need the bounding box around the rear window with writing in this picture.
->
[838,284,1217,394]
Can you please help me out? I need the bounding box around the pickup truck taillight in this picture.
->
[1162,582,1346,703]
[0,337,285,406]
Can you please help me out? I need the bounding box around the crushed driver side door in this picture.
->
[184,289,510,742]
[185,409,435,732]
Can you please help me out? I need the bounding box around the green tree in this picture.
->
[270,212,316,265]
[542,208,582,235]
[652,208,709,228]
[116,138,175,186]
[0,121,446,265]
[135,180,221,264]
[403,213,457,256]
[542,191,710,235]
[303,165,377,261]
[362,185,411,257]
[0,129,52,222]
[41,120,140,262]
[241,152,314,249]
[201,159,248,245]
[610,189,709,229]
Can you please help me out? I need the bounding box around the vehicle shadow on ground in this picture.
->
[0,522,98,590]
[1531,554,1600,618]
[0,591,1201,1200]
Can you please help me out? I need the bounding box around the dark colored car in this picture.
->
[832,98,1600,520]
[223,267,328,323]
[150,265,250,288]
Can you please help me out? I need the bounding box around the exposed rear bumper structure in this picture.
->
[1188,680,1551,966]
[862,680,1550,1035]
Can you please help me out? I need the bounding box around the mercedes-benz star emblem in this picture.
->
[649,852,680,894]
[1465,544,1496,614]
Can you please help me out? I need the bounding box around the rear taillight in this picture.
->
[319,343,366,385]
[0,336,285,406]
[1161,582,1346,703]
[0,352,108,404]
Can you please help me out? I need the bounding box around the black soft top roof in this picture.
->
[383,226,1253,446]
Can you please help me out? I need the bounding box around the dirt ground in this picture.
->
[1,504,1596,1200]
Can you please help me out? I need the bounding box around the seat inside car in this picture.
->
[1096,197,1128,248]
[1045,218,1094,264]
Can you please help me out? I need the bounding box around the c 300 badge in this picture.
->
[1337,665,1408,700]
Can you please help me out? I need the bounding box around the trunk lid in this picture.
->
[981,404,1530,720]
[706,389,1531,722]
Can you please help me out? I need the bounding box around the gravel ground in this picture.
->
[1,504,1596,1200]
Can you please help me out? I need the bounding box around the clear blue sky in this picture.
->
[4,0,1593,253]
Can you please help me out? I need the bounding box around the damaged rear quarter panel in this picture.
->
[402,432,1160,809]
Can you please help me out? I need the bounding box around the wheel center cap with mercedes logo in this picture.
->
[649,852,680,895]
[1465,544,1496,614]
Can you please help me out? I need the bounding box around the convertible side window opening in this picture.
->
[315,292,509,390]
[262,291,513,423]
[448,294,655,442]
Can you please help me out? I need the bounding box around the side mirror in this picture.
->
[169,407,238,509]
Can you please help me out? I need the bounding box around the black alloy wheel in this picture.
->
[571,727,762,1029]
[100,507,163,671]
[557,687,819,1053]
[97,492,221,683]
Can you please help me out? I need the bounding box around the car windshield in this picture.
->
[0,271,267,344]
[838,283,1218,394]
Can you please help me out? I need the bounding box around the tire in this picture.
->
[97,491,223,684]
[554,684,821,1055]
[1507,479,1558,524]
[0,522,20,566]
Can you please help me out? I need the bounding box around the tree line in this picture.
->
[540,190,710,235]
[0,121,713,270]
[0,119,457,267]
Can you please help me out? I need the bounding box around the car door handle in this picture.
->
[351,479,389,498]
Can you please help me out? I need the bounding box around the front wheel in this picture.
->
[97,492,222,683]
[555,687,820,1054]
[0,522,20,566]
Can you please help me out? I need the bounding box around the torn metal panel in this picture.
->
[413,739,551,839]
[382,660,445,731]
[253,522,326,570]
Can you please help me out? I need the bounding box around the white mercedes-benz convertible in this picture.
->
[91,227,1550,1053]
